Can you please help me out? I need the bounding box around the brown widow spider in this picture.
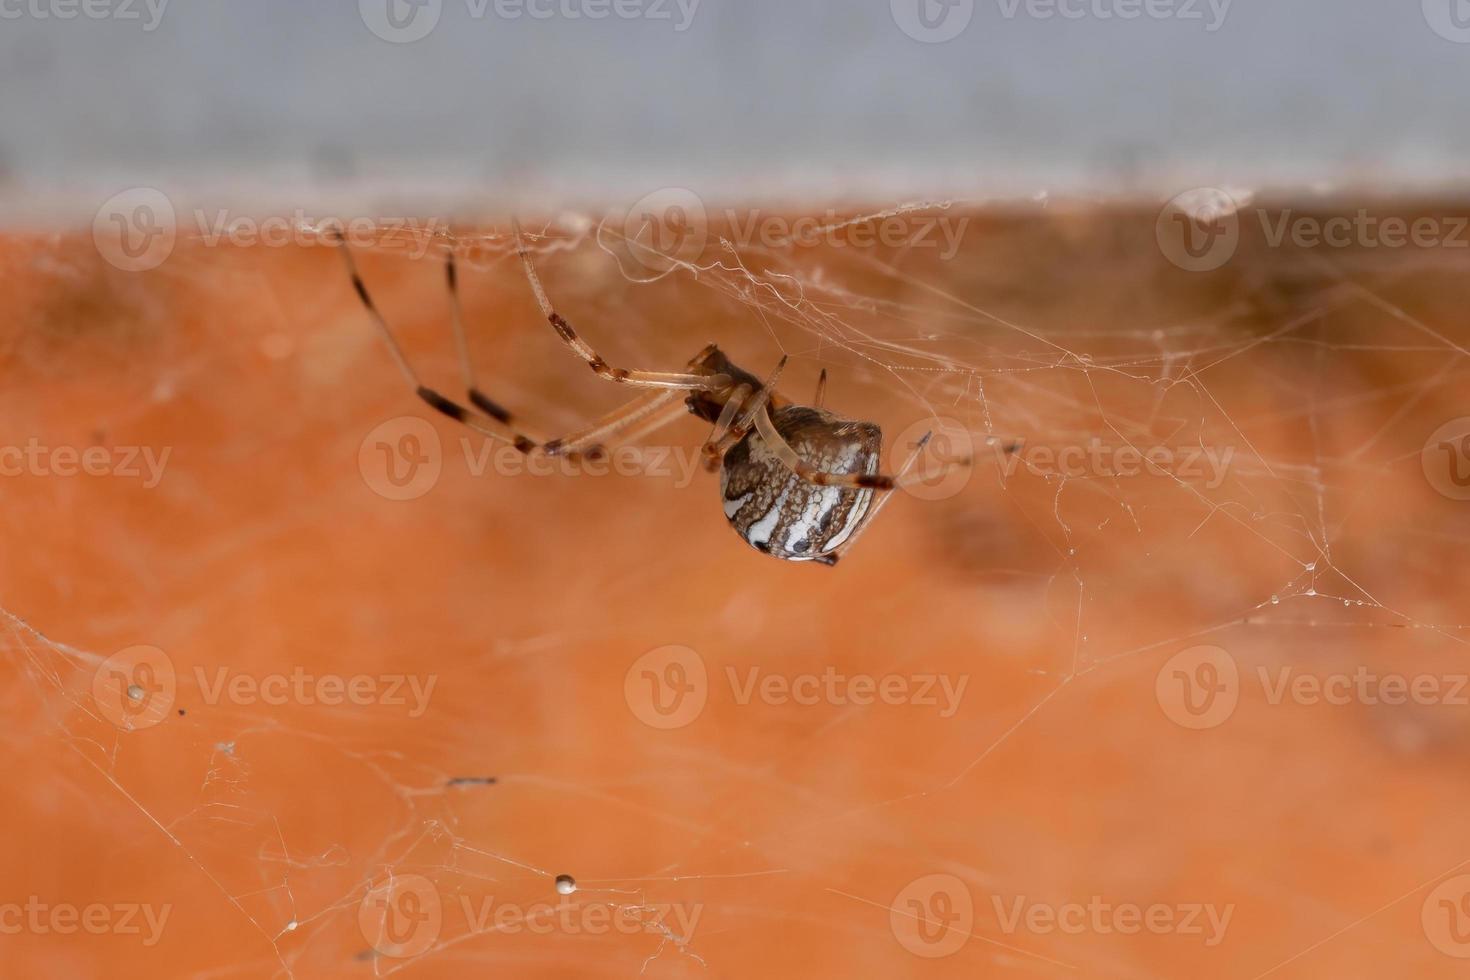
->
[331,221,967,566]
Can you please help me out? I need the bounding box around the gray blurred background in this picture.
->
[2,0,1469,219]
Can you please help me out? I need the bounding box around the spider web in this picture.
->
[4,195,1470,979]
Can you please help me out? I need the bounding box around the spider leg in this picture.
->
[700,355,789,469]
[752,411,972,491]
[601,396,697,454]
[444,249,518,425]
[699,383,753,472]
[813,368,828,408]
[332,229,539,454]
[512,220,721,391]
[540,388,682,457]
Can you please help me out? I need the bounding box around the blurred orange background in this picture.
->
[3,202,1470,978]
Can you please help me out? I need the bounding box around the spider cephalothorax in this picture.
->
[333,222,959,566]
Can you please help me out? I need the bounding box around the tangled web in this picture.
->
[5,195,1470,978]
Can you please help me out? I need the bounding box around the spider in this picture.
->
[331,222,965,566]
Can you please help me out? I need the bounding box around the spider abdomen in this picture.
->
[720,406,883,562]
